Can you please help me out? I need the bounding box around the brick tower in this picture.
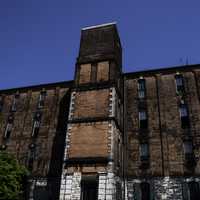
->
[59,23,124,200]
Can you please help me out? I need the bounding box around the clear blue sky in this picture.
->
[0,0,200,90]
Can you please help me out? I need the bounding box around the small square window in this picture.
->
[139,110,147,120]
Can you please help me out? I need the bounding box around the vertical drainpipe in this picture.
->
[155,75,165,176]
[122,74,126,200]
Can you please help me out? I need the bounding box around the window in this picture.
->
[138,79,146,99]
[27,145,35,171]
[0,96,3,112]
[188,181,200,200]
[11,93,19,112]
[175,74,184,94]
[183,141,193,155]
[32,112,42,137]
[140,143,149,160]
[139,110,148,129]
[4,115,14,140]
[4,123,13,139]
[179,104,190,128]
[141,182,150,200]
[37,91,46,109]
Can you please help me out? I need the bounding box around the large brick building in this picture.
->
[0,23,200,200]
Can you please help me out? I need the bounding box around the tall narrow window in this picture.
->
[140,143,149,160]
[139,110,148,129]
[175,74,184,94]
[32,112,42,138]
[183,141,193,155]
[179,103,190,128]
[11,93,19,112]
[0,96,3,112]
[188,181,200,200]
[4,115,14,140]
[141,182,150,200]
[138,78,146,99]
[27,144,36,171]
[37,91,46,109]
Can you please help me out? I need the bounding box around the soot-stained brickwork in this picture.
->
[0,22,200,200]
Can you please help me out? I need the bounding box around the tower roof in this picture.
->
[77,22,122,65]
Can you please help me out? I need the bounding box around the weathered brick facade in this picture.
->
[0,23,200,200]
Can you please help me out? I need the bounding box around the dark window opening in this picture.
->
[4,124,12,139]
[180,104,190,128]
[139,110,148,129]
[141,182,150,200]
[140,143,149,161]
[188,181,200,200]
[32,113,42,138]
[28,155,34,171]
[81,175,98,200]
[34,185,49,200]
[37,91,46,109]
[10,93,19,112]
[4,115,14,140]
[175,74,185,94]
[138,79,146,99]
[27,145,36,171]
[0,96,4,112]
[183,141,196,167]
[183,141,193,155]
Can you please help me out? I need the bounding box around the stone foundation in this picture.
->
[126,177,200,200]
[59,172,81,200]
[59,172,121,200]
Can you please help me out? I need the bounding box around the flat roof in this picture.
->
[82,22,117,31]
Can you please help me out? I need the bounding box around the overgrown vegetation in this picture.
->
[0,152,28,199]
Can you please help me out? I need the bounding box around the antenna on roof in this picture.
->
[185,56,189,65]
[179,58,183,65]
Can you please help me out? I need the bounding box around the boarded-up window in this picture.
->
[79,64,91,84]
[97,61,109,82]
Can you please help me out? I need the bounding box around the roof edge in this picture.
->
[124,63,200,78]
[82,22,117,31]
[0,80,74,94]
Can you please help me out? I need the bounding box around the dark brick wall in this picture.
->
[0,84,71,177]
[125,68,200,178]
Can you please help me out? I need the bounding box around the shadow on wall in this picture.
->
[47,89,71,200]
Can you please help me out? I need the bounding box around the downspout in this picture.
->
[155,75,165,176]
[122,75,126,200]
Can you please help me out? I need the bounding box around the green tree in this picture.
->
[0,151,28,200]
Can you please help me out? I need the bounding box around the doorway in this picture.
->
[81,175,98,200]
